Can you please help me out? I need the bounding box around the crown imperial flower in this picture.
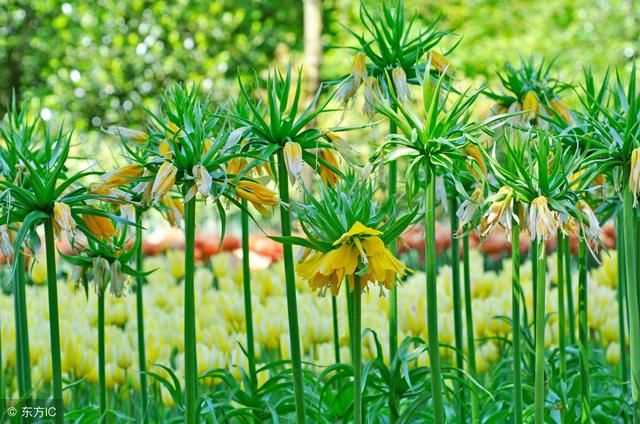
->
[529,196,557,242]
[151,162,177,205]
[53,202,76,238]
[298,221,407,296]
[283,142,303,185]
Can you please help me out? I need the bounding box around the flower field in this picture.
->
[1,1,640,423]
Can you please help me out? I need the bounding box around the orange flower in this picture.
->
[427,51,454,75]
[101,164,144,187]
[83,214,117,240]
[318,149,341,187]
[236,180,278,216]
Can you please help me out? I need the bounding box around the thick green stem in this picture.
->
[463,233,479,423]
[425,172,444,424]
[346,280,354,364]
[616,212,629,385]
[534,240,546,424]
[512,223,523,424]
[331,296,340,363]
[44,219,63,424]
[564,236,576,345]
[388,115,399,424]
[14,250,32,398]
[183,198,198,423]
[98,289,107,422]
[352,277,362,424]
[557,232,567,383]
[578,236,590,422]
[135,209,148,423]
[622,189,640,422]
[449,196,464,422]
[276,149,306,423]
[241,202,257,387]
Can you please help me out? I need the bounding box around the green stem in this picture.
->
[241,202,257,387]
[616,211,629,385]
[564,236,576,345]
[388,113,399,424]
[557,232,567,384]
[352,276,362,424]
[530,240,538,375]
[463,233,479,423]
[534,240,546,424]
[425,171,444,424]
[98,289,107,422]
[183,197,198,423]
[44,219,63,424]
[449,196,464,422]
[135,209,148,423]
[512,223,523,424]
[276,149,306,423]
[578,236,590,422]
[346,280,354,364]
[622,188,640,422]
[14,250,32,399]
[331,296,340,363]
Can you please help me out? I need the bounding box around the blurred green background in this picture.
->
[1,0,638,142]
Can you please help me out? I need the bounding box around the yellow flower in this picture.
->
[31,252,47,284]
[226,157,247,176]
[426,51,454,75]
[161,196,184,227]
[391,67,410,103]
[89,184,131,203]
[324,130,358,161]
[630,147,640,206]
[351,52,368,85]
[298,221,407,296]
[53,201,76,238]
[159,140,173,159]
[83,214,117,240]
[166,250,185,280]
[101,164,144,187]
[463,145,486,178]
[106,126,148,144]
[236,180,278,216]
[522,91,539,120]
[184,164,212,202]
[202,138,213,155]
[569,169,585,190]
[318,149,341,187]
[151,162,177,205]
[549,98,572,123]
[283,142,303,184]
[166,122,182,139]
[529,196,557,242]
[132,168,154,206]
[479,187,514,237]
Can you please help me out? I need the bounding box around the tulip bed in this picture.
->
[0,232,629,422]
[1,1,640,423]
